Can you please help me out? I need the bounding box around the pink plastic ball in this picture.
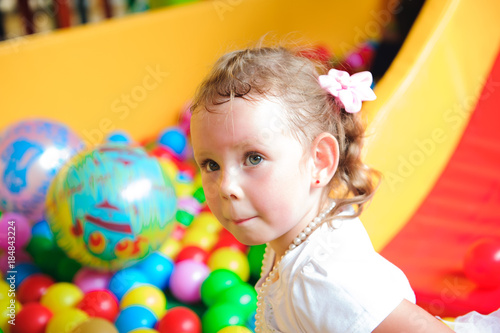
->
[0,212,31,250]
[170,259,210,303]
[73,268,113,293]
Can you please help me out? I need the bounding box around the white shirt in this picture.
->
[256,215,416,333]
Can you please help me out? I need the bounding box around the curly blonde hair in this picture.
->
[191,45,380,220]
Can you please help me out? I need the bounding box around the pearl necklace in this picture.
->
[254,201,336,332]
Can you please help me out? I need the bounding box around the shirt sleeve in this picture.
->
[290,250,416,333]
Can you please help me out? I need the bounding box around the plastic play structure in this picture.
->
[0,0,499,318]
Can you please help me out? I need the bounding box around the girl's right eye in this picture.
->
[201,160,220,172]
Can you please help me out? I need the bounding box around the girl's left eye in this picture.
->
[246,154,262,166]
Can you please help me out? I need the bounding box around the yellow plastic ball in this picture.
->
[71,318,118,333]
[46,308,88,333]
[175,181,194,198]
[0,281,10,303]
[190,212,222,234]
[217,326,253,333]
[0,298,21,333]
[129,329,160,333]
[159,238,182,259]
[208,248,250,282]
[120,284,167,318]
[40,282,84,313]
[182,228,218,251]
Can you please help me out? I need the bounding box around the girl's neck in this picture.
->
[269,198,333,260]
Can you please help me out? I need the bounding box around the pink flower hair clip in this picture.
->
[318,69,376,113]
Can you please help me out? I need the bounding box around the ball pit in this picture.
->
[0,122,267,333]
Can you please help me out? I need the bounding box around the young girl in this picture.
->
[190,45,453,332]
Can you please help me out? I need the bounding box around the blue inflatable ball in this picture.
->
[106,131,132,144]
[135,251,175,290]
[115,305,157,333]
[158,127,187,155]
[108,267,150,300]
[8,262,41,288]
[31,220,53,240]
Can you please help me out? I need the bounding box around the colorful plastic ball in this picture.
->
[31,219,53,239]
[212,232,247,253]
[11,302,53,333]
[77,289,120,322]
[201,304,247,333]
[73,268,113,293]
[46,308,88,333]
[0,281,9,303]
[156,306,201,333]
[182,228,218,252]
[0,119,84,222]
[208,248,250,282]
[9,262,41,288]
[201,269,242,307]
[121,284,166,318]
[0,212,31,250]
[34,246,66,277]
[217,326,253,333]
[40,282,84,313]
[190,213,222,234]
[158,127,187,156]
[25,235,55,260]
[115,305,157,333]
[135,252,175,290]
[45,145,177,271]
[71,317,118,333]
[247,244,266,280]
[213,283,257,319]
[176,245,209,264]
[246,311,256,332]
[17,273,55,303]
[129,329,159,333]
[107,131,132,144]
[158,238,182,260]
[463,238,500,289]
[0,298,21,332]
[169,260,210,303]
[108,267,150,301]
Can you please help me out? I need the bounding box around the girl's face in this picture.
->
[191,97,323,250]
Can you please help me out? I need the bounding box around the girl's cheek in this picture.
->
[201,177,219,202]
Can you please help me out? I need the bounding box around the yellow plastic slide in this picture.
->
[0,0,498,251]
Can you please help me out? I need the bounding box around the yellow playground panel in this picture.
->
[0,0,499,251]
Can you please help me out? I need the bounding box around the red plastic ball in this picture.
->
[17,273,55,303]
[214,229,247,253]
[463,238,500,289]
[11,302,52,333]
[77,289,120,322]
[176,245,210,264]
[156,306,201,333]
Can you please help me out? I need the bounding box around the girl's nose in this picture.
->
[219,168,243,200]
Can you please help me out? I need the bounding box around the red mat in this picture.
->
[380,51,500,318]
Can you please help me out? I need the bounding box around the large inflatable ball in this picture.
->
[46,145,177,271]
[0,119,84,223]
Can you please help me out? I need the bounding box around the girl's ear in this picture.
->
[310,133,339,187]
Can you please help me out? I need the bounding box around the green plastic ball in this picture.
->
[201,269,242,307]
[201,303,247,333]
[56,256,82,282]
[247,244,266,280]
[213,283,257,319]
[25,235,55,259]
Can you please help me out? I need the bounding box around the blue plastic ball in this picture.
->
[115,305,157,333]
[106,131,132,144]
[134,251,175,290]
[108,267,150,300]
[8,262,41,288]
[31,220,53,240]
[158,127,187,155]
